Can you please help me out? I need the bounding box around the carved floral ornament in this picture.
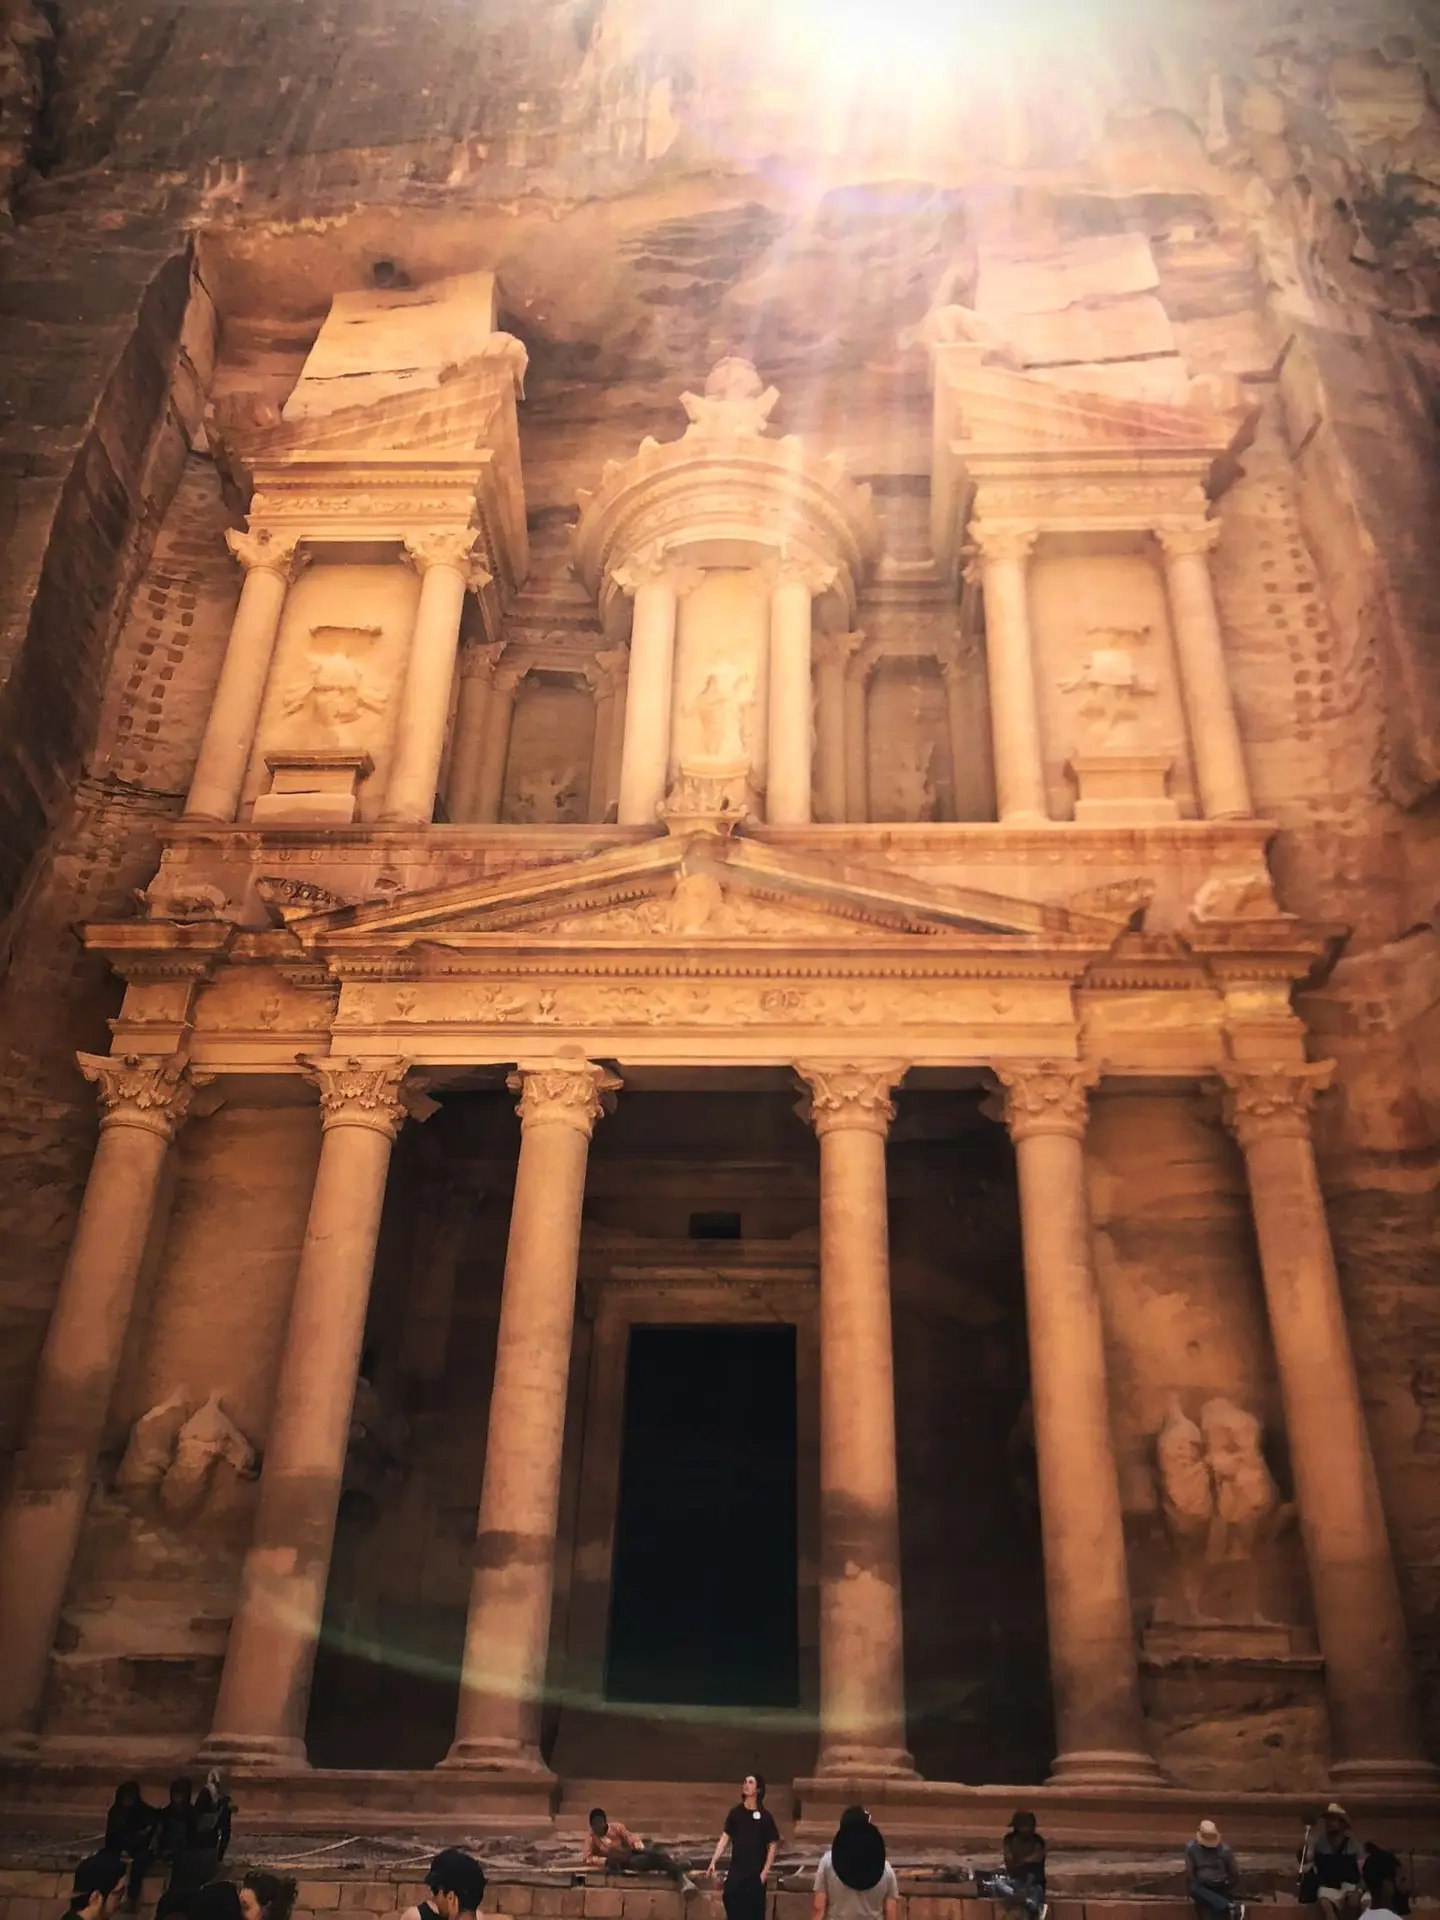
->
[77,1051,214,1139]
[509,1058,622,1137]
[224,527,306,579]
[794,1060,908,1137]
[990,1058,1100,1142]
[299,1054,427,1138]
[1218,1060,1335,1146]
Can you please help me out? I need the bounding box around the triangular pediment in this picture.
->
[288,831,1121,953]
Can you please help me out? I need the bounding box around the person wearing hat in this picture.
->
[975,1811,1048,1920]
[62,1857,127,1920]
[1185,1820,1243,1920]
[1298,1807,1361,1920]
[813,1808,898,1920]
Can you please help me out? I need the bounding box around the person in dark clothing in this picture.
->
[1299,1806,1362,1920]
[239,1873,297,1920]
[186,1888,243,1920]
[154,1782,194,1867]
[154,1774,231,1920]
[1361,1843,1411,1918]
[1185,1820,1243,1920]
[62,1856,127,1920]
[427,1851,486,1920]
[976,1810,1048,1920]
[104,1784,159,1910]
[708,1773,780,1920]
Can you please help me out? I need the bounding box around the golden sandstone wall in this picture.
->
[1,0,1439,1779]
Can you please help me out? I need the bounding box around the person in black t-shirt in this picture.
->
[707,1773,780,1920]
[60,1856,127,1920]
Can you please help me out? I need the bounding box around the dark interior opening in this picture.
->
[689,1209,743,1239]
[605,1323,799,1707]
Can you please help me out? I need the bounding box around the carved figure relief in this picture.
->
[513,763,582,823]
[135,877,238,923]
[679,357,780,439]
[116,1391,257,1521]
[690,663,754,764]
[888,737,938,822]
[1155,1394,1289,1565]
[279,627,389,747]
[1059,626,1159,742]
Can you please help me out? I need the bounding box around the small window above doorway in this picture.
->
[688,1209,742,1240]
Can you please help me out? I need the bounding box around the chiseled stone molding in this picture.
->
[300,1054,415,1137]
[1219,1060,1336,1146]
[794,1060,908,1137]
[1155,519,1222,560]
[968,522,1040,567]
[992,1058,1100,1142]
[224,528,305,579]
[76,1051,212,1140]
[509,1057,621,1137]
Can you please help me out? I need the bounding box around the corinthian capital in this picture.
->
[1155,520,1221,561]
[773,559,839,600]
[459,640,508,683]
[794,1061,908,1137]
[300,1055,417,1138]
[812,630,859,672]
[509,1058,621,1137]
[609,544,702,600]
[404,530,479,575]
[1219,1061,1335,1147]
[969,523,1039,567]
[77,1052,213,1141]
[225,528,304,579]
[992,1059,1099,1142]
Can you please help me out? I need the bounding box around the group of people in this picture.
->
[1296,1804,1412,1920]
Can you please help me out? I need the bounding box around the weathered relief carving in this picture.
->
[690,663,754,764]
[1068,878,1155,928]
[1154,1395,1290,1566]
[279,627,389,746]
[888,737,938,823]
[135,877,238,923]
[255,875,353,925]
[679,356,780,439]
[513,763,582,823]
[1156,1396,1214,1548]
[1059,627,1160,742]
[116,1392,257,1520]
[1189,870,1281,921]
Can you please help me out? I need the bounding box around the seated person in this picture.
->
[975,1810,1047,1920]
[1300,1806,1362,1920]
[1185,1820,1243,1920]
[583,1809,688,1886]
[1361,1843,1410,1920]
[104,1784,159,1911]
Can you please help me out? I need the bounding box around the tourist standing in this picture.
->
[708,1773,780,1920]
[813,1808,897,1920]
[1185,1820,1243,1920]
[61,1857,127,1920]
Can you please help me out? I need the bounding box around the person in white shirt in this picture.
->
[813,1808,899,1920]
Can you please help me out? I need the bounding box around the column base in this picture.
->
[1047,1748,1166,1789]
[814,1744,919,1781]
[1329,1755,1440,1794]
[438,1737,556,1780]
[194,1733,310,1768]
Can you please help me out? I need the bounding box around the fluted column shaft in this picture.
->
[768,568,829,825]
[200,1058,413,1765]
[448,642,506,823]
[973,525,1047,823]
[1222,1064,1437,1791]
[812,633,852,823]
[615,562,681,826]
[445,1059,620,1772]
[186,533,299,822]
[474,662,523,825]
[0,1053,205,1751]
[995,1061,1161,1787]
[843,654,872,824]
[796,1061,915,1779]
[383,538,478,824]
[1159,524,1252,819]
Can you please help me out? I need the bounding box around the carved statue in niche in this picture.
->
[344,1368,409,1509]
[679,357,780,440]
[1156,1396,1214,1547]
[115,1391,257,1521]
[514,763,581,823]
[1059,626,1159,742]
[1155,1394,1291,1569]
[690,662,754,765]
[889,736,938,822]
[279,626,388,746]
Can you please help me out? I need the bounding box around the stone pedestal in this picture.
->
[186,533,301,823]
[1068,753,1179,825]
[444,1059,619,1773]
[994,1060,1163,1788]
[795,1061,916,1780]
[252,751,373,826]
[0,1053,205,1753]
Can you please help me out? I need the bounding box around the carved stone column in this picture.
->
[445,1058,620,1772]
[614,552,688,827]
[843,647,874,824]
[1221,1064,1437,1790]
[585,646,629,824]
[993,1060,1162,1787]
[1157,523,1252,820]
[447,640,506,823]
[812,632,853,823]
[0,1053,207,1752]
[795,1061,916,1779]
[200,1058,415,1765]
[383,536,481,824]
[939,641,995,822]
[474,659,525,825]
[768,565,833,825]
[186,532,302,822]
[971,524,1047,823]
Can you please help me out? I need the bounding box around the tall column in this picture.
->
[447,640,506,823]
[185,532,301,822]
[445,1058,620,1772]
[474,659,524,825]
[970,524,1047,823]
[614,552,683,826]
[382,536,480,824]
[200,1058,414,1765]
[843,649,873,824]
[0,1052,206,1752]
[1221,1064,1438,1791]
[585,647,629,824]
[768,565,832,825]
[993,1060,1163,1787]
[939,642,996,822]
[812,632,853,823]
[795,1061,916,1778]
[1157,523,1252,819]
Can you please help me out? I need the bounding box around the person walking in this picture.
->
[813,1808,897,1920]
[1185,1820,1243,1920]
[708,1773,780,1920]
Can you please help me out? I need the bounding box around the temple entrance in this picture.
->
[606,1324,799,1709]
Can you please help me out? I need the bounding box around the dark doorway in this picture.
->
[606,1324,799,1708]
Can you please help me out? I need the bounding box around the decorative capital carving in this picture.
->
[404,530,478,575]
[299,1055,416,1137]
[968,523,1039,568]
[843,632,877,685]
[812,630,859,672]
[225,528,303,579]
[794,1061,907,1137]
[1219,1061,1335,1147]
[493,657,530,697]
[584,644,630,698]
[78,1052,213,1140]
[610,545,703,601]
[773,559,838,600]
[509,1058,621,1137]
[459,639,507,683]
[1156,520,1221,561]
[992,1059,1099,1142]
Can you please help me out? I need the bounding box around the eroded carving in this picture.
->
[116,1391,257,1520]
[680,357,780,439]
[1155,1395,1290,1565]
[1059,628,1159,742]
[135,878,239,924]
[279,629,389,746]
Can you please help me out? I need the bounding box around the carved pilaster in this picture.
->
[1155,520,1222,560]
[403,529,479,575]
[459,639,507,683]
[300,1055,416,1137]
[992,1059,1099,1143]
[1219,1061,1335,1148]
[795,1061,907,1137]
[76,1052,211,1142]
[509,1059,621,1138]
[967,522,1039,570]
[225,528,305,580]
[609,545,703,602]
